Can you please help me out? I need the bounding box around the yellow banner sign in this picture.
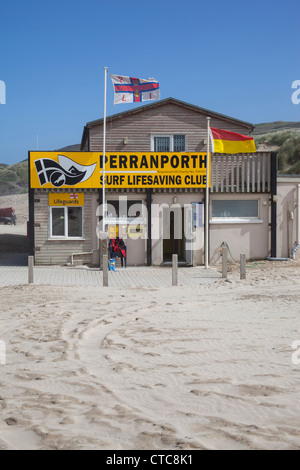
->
[30,152,210,189]
[49,193,84,206]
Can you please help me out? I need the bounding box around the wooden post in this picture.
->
[172,254,178,286]
[240,253,246,280]
[28,256,34,284]
[222,245,228,279]
[271,152,277,258]
[103,254,108,287]
[102,237,108,272]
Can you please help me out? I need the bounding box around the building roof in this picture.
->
[81,97,255,150]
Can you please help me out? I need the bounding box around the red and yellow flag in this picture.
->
[210,127,256,154]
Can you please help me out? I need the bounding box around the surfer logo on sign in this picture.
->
[34,155,97,188]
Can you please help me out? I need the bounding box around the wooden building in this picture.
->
[29,97,294,267]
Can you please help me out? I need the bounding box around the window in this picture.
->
[151,135,186,152]
[68,207,83,237]
[50,207,83,238]
[154,136,170,152]
[173,135,186,152]
[211,200,260,224]
[52,208,65,236]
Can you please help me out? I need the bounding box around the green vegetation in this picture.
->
[253,121,300,135]
[0,160,28,196]
[254,128,300,174]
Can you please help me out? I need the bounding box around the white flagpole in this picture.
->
[205,117,211,269]
[102,67,108,230]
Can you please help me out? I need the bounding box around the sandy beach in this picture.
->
[0,194,300,450]
[0,193,28,253]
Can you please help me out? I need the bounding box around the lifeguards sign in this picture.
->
[29,151,210,189]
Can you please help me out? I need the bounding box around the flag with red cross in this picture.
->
[110,74,160,104]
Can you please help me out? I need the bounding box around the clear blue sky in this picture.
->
[0,0,299,165]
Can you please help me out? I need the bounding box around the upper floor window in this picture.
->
[151,135,186,152]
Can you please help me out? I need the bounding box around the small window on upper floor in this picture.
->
[151,135,186,152]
